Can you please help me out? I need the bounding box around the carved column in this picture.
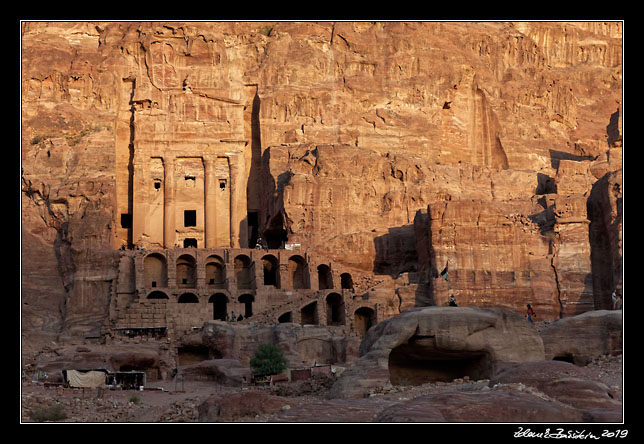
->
[167,249,176,288]
[163,156,176,249]
[132,154,146,247]
[203,156,217,249]
[228,154,247,248]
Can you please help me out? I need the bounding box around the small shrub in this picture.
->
[129,394,140,404]
[250,343,287,376]
[29,404,67,422]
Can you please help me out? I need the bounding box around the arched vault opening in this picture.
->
[388,337,492,385]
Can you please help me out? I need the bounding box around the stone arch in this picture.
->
[325,293,345,326]
[178,292,199,303]
[144,253,167,288]
[278,312,292,323]
[147,290,169,300]
[261,254,279,287]
[317,264,333,290]
[234,254,252,289]
[176,254,197,288]
[208,293,229,321]
[206,255,226,288]
[340,272,354,290]
[289,255,308,289]
[354,306,375,337]
[301,301,318,325]
[238,294,254,318]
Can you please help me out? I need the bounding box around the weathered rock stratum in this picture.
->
[328,306,544,399]
[22,22,622,350]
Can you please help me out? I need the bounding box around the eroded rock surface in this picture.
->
[22,22,622,348]
[200,320,360,368]
[328,306,544,399]
[540,309,622,365]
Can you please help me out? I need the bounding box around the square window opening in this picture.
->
[184,210,197,227]
[120,213,132,229]
[183,238,198,248]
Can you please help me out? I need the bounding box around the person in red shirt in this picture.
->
[526,304,536,323]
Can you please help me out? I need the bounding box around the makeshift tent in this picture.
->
[65,370,107,388]
[113,371,146,390]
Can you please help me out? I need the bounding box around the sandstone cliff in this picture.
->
[21,22,622,347]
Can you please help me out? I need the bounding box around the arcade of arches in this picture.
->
[112,247,381,342]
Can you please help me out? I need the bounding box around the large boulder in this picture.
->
[489,360,621,421]
[268,386,586,423]
[540,310,622,365]
[200,321,360,368]
[30,344,167,382]
[328,306,544,398]
[179,359,251,386]
[198,391,295,422]
[371,389,586,423]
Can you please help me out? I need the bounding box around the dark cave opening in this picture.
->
[177,345,211,366]
[388,339,492,385]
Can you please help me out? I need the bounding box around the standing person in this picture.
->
[448,294,457,307]
[526,304,536,323]
[611,290,619,310]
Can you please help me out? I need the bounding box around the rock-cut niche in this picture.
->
[388,336,492,385]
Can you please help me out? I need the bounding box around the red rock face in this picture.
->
[21,22,622,344]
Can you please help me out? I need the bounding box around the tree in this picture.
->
[250,343,287,376]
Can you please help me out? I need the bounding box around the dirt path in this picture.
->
[21,380,238,422]
[21,352,622,423]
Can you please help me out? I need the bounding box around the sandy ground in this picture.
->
[20,378,238,423]
[21,351,622,423]
[20,321,623,423]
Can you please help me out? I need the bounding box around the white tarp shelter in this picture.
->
[65,370,107,388]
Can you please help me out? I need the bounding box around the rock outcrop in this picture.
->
[200,321,361,368]
[369,389,586,423]
[21,21,622,350]
[28,344,171,382]
[179,359,250,386]
[328,306,544,398]
[198,391,294,422]
[490,360,621,421]
[540,309,622,365]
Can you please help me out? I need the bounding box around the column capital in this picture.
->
[203,155,216,171]
[163,155,176,166]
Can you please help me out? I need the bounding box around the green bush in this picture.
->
[250,343,287,376]
[29,404,67,422]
